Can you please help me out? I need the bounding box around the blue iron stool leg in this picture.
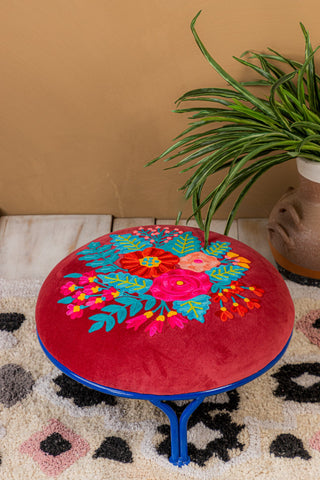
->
[150,395,206,467]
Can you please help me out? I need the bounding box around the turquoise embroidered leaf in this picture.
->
[64,273,83,279]
[115,297,143,317]
[165,232,201,257]
[173,295,211,323]
[202,241,231,259]
[77,242,119,272]
[110,234,151,254]
[207,264,247,291]
[98,272,152,294]
[58,296,74,304]
[89,313,115,332]
[139,294,157,310]
[101,305,127,324]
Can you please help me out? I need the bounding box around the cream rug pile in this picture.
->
[1,279,320,480]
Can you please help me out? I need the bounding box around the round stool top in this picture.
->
[36,225,294,398]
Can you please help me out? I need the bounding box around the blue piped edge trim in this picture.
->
[37,329,293,401]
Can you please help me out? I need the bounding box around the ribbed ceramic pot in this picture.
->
[268,157,320,286]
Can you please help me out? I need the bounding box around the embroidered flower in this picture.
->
[72,291,87,304]
[126,311,153,331]
[66,304,84,319]
[247,286,264,297]
[60,282,77,296]
[226,252,251,269]
[231,302,248,317]
[216,307,233,322]
[179,252,220,272]
[167,311,188,329]
[243,298,261,309]
[150,269,211,302]
[120,247,179,278]
[79,271,98,285]
[145,315,165,336]
[83,284,101,294]
[85,297,106,310]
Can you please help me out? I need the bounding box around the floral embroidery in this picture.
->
[179,251,220,272]
[57,227,265,336]
[120,247,179,278]
[150,269,211,302]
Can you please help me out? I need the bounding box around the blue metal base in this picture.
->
[150,396,206,466]
[37,331,293,467]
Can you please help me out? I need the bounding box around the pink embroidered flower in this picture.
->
[79,271,98,285]
[167,311,188,329]
[179,252,220,272]
[66,304,84,319]
[126,311,153,330]
[83,284,101,294]
[120,247,179,278]
[150,269,211,302]
[85,297,106,310]
[60,281,77,296]
[72,290,87,304]
[145,317,165,336]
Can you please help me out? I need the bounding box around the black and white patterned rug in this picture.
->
[1,279,320,479]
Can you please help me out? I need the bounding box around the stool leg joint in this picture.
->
[150,395,206,467]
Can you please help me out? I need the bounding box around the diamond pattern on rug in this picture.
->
[270,434,311,460]
[297,308,320,347]
[93,436,133,463]
[20,419,90,476]
[0,364,34,407]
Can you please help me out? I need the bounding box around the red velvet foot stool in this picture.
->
[36,225,294,467]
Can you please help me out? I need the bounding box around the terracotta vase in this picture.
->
[267,157,320,286]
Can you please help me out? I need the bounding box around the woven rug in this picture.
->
[1,279,320,480]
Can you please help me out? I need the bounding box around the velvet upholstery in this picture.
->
[36,225,294,396]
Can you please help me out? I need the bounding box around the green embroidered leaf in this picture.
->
[58,296,74,304]
[202,241,231,258]
[173,295,211,323]
[110,234,151,254]
[98,273,152,294]
[89,313,116,332]
[165,232,201,257]
[101,305,128,324]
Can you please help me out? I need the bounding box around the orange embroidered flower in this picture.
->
[179,252,220,272]
[216,307,233,322]
[226,252,251,269]
[120,247,179,278]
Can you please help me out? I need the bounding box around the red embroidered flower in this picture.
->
[120,247,179,278]
[244,297,261,309]
[179,252,220,272]
[247,286,264,297]
[150,269,211,302]
[231,302,248,317]
[216,307,233,322]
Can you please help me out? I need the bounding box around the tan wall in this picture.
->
[1,0,319,220]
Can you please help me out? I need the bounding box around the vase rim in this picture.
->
[296,156,320,183]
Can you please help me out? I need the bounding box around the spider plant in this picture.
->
[147,11,320,245]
